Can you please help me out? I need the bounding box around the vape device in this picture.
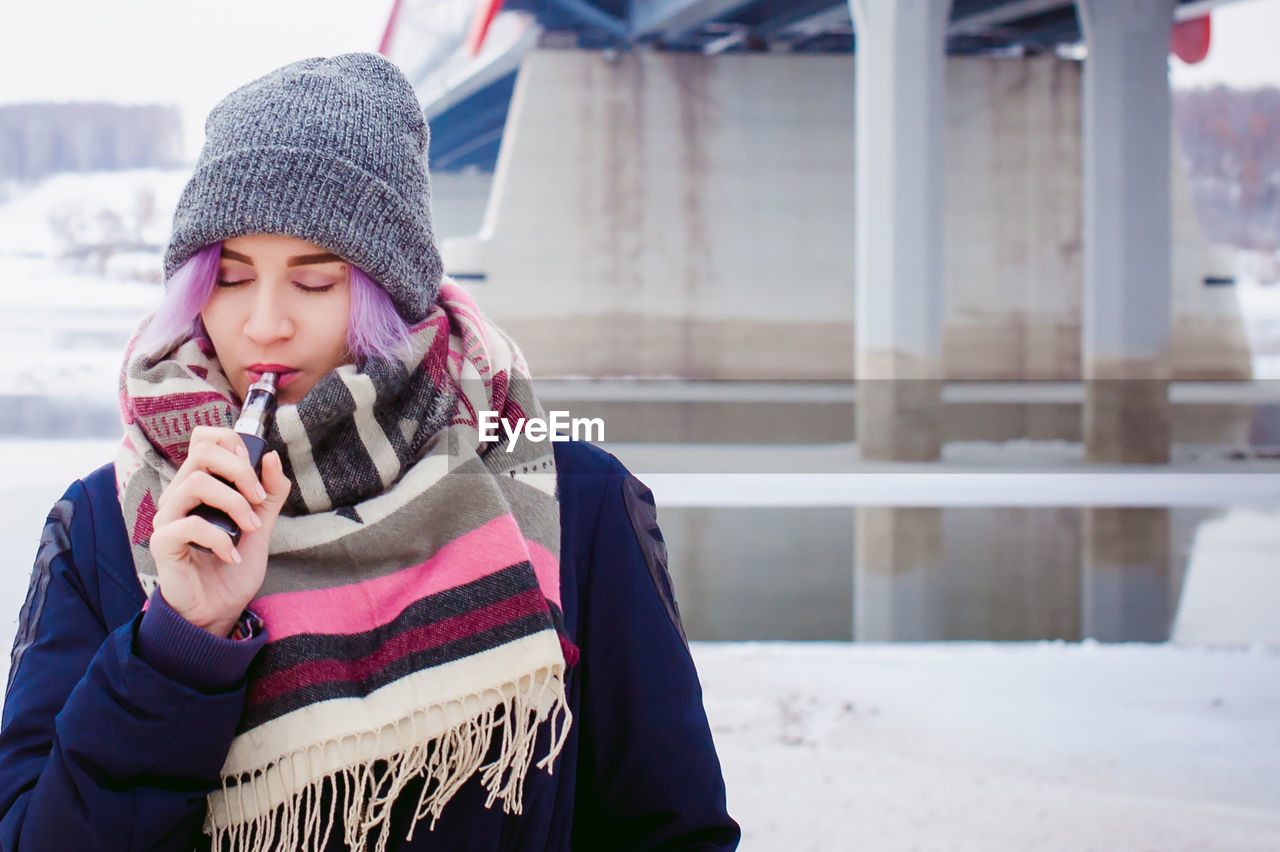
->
[188,372,279,552]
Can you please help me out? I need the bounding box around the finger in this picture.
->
[165,440,267,516]
[151,515,241,566]
[191,440,268,507]
[153,469,262,535]
[189,424,243,453]
[168,427,254,496]
[257,451,292,518]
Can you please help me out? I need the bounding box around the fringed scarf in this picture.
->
[115,278,573,851]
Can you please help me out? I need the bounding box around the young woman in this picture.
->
[0,52,738,851]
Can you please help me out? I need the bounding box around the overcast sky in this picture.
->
[0,0,396,160]
[0,0,1275,161]
[1168,0,1280,88]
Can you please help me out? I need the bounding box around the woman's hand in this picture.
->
[148,425,291,638]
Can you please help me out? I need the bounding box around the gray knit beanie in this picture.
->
[163,52,443,323]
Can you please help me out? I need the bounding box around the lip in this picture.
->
[246,364,300,389]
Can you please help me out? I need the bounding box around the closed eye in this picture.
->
[215,279,335,293]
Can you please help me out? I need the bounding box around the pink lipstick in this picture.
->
[247,364,300,389]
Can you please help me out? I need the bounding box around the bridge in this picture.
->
[376,0,1248,460]
[380,0,1265,643]
[383,0,1222,172]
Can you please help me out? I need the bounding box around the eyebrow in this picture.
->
[220,248,344,267]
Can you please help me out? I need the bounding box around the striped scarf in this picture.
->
[115,279,572,851]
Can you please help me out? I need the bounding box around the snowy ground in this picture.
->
[1174,508,1280,645]
[0,256,157,404]
[696,641,1280,851]
[600,440,1280,506]
[1238,273,1280,380]
[0,168,173,406]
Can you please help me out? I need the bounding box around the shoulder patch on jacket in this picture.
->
[621,473,690,652]
[7,499,75,697]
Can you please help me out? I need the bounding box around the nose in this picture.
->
[242,281,294,345]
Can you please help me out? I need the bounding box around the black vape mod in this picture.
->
[188,371,279,552]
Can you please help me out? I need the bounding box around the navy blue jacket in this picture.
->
[0,439,740,850]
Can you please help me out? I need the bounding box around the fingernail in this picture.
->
[251,513,262,529]
[256,483,267,500]
[236,443,249,458]
[231,548,242,564]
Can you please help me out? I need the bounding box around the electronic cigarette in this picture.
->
[188,372,279,552]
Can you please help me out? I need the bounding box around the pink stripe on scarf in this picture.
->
[529,537,559,607]
[131,491,157,545]
[248,590,548,706]
[129,391,231,417]
[253,515,561,641]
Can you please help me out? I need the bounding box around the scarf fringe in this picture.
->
[206,673,573,852]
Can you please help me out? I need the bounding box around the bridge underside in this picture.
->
[387,0,1248,629]
[409,0,1221,172]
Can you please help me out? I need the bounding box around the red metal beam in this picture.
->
[378,0,406,56]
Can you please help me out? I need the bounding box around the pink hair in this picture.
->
[134,241,411,363]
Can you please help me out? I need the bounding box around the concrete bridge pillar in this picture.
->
[1076,0,1176,640]
[848,0,950,462]
[1077,0,1176,464]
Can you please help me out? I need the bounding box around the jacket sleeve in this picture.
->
[572,461,740,851]
[0,480,264,851]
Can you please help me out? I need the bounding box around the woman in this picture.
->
[0,52,738,851]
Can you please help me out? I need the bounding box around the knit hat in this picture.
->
[163,52,443,323]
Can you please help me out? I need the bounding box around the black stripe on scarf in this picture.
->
[238,612,552,731]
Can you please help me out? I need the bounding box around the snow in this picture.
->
[0,258,156,402]
[632,467,1280,507]
[597,441,1280,507]
[0,171,178,403]
[696,641,1280,851]
[0,440,121,614]
[1172,508,1280,645]
[0,168,188,257]
[1237,274,1280,380]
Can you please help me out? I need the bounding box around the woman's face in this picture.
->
[201,233,352,406]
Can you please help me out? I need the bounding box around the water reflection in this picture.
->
[661,504,1232,643]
